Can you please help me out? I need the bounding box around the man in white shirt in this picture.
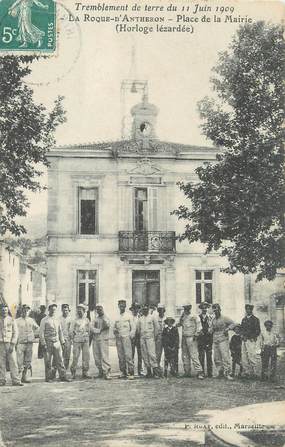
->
[16,304,39,383]
[69,304,91,379]
[114,299,135,380]
[39,303,69,382]
[60,304,72,371]
[137,304,161,379]
[0,304,23,386]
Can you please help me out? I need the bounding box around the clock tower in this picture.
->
[131,94,158,144]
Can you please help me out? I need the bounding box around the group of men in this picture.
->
[0,298,279,386]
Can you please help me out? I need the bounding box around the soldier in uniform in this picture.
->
[0,303,23,386]
[39,303,69,382]
[156,303,165,371]
[92,304,111,380]
[114,299,135,380]
[130,303,143,376]
[137,304,161,379]
[16,304,39,383]
[240,304,261,379]
[59,304,72,370]
[177,304,204,379]
[70,304,91,379]
[197,302,213,378]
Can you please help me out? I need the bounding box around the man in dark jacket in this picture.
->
[240,304,261,379]
[197,302,213,378]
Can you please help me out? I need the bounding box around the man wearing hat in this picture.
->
[156,303,166,371]
[16,304,39,383]
[197,302,213,378]
[240,304,261,379]
[0,303,23,386]
[70,303,91,379]
[114,299,135,379]
[39,303,69,382]
[91,304,111,380]
[137,304,161,378]
[178,304,204,379]
[210,303,235,380]
[130,303,143,376]
[60,304,72,371]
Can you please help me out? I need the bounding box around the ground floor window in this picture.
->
[132,270,160,307]
[195,270,213,304]
[78,270,97,311]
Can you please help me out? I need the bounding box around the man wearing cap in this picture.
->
[60,304,72,371]
[70,304,91,379]
[197,302,213,378]
[16,304,39,383]
[209,303,235,380]
[130,303,143,376]
[39,303,69,382]
[114,299,135,379]
[240,304,261,379]
[177,304,204,379]
[92,304,111,380]
[156,304,165,371]
[137,304,161,378]
[0,303,23,386]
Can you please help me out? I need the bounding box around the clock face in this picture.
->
[139,122,152,136]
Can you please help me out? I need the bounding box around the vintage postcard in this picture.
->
[0,0,284,446]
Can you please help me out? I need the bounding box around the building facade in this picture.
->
[0,241,47,314]
[46,97,246,321]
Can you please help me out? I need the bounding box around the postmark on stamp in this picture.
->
[0,0,56,53]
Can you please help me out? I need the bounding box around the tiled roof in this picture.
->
[54,139,218,155]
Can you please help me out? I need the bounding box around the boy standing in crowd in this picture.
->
[261,320,279,382]
[162,317,179,377]
[229,324,243,378]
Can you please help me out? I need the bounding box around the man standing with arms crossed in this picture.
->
[39,303,69,382]
[210,303,235,380]
[178,304,204,379]
[92,304,111,380]
[137,303,161,378]
[70,304,92,379]
[114,299,135,380]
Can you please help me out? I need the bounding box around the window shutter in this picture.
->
[148,188,158,231]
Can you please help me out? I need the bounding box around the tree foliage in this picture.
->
[0,56,66,236]
[174,22,285,281]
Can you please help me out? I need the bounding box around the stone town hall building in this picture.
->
[46,95,246,321]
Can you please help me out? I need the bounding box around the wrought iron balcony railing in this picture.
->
[118,231,176,253]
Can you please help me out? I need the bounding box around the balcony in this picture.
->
[118,231,176,253]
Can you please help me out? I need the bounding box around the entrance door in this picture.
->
[132,271,160,306]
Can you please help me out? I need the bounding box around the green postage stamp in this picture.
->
[0,0,56,53]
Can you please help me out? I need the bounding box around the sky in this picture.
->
[19,0,283,233]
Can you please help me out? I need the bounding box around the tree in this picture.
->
[0,56,66,236]
[174,22,285,281]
